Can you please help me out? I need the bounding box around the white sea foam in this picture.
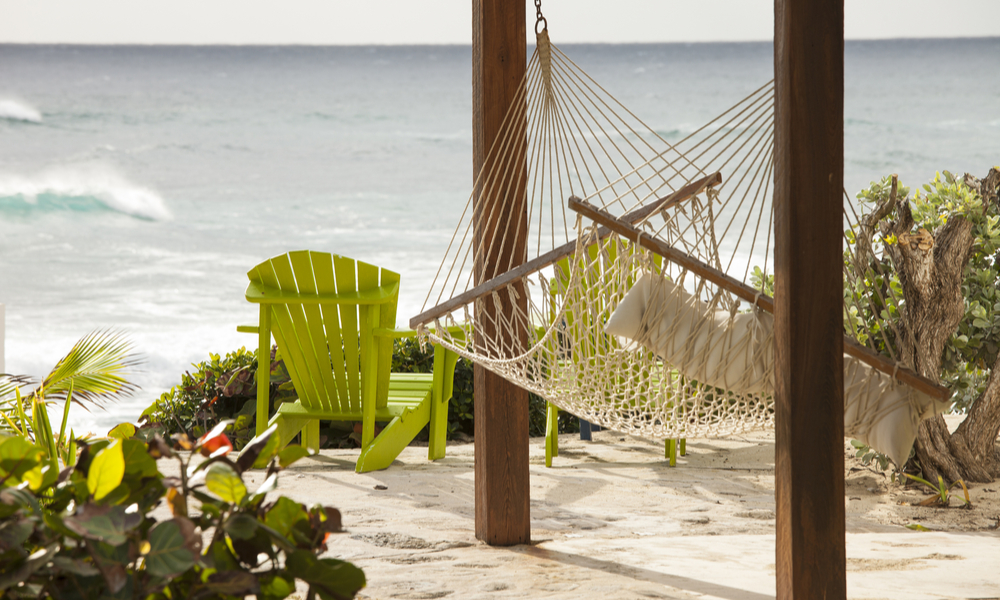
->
[0,164,171,220]
[0,98,42,123]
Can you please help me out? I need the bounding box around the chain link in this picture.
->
[534,0,547,34]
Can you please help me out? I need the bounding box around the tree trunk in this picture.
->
[874,169,1000,484]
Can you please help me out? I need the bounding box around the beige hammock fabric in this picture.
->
[414,28,950,461]
[605,272,950,465]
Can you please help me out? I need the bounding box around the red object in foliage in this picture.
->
[199,432,233,457]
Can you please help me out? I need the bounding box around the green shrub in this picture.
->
[0,419,364,600]
[139,347,295,449]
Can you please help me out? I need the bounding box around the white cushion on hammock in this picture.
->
[605,274,773,395]
[606,273,950,466]
[843,357,951,467]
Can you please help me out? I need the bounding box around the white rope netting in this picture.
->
[412,30,949,463]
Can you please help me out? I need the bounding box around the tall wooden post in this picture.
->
[471,0,531,546]
[773,0,846,598]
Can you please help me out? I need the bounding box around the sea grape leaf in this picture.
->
[264,496,306,537]
[285,550,366,600]
[51,556,101,577]
[64,504,141,546]
[0,519,33,551]
[0,544,59,592]
[0,436,46,491]
[107,423,136,440]
[223,513,259,541]
[87,441,125,501]
[205,463,246,505]
[145,519,199,578]
[120,439,158,478]
[235,424,280,472]
[259,574,294,600]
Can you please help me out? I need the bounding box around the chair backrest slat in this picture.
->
[311,253,353,413]
[333,255,362,413]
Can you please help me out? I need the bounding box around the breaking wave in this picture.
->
[0,165,171,220]
[0,98,42,123]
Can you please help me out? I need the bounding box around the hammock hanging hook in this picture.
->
[534,0,548,34]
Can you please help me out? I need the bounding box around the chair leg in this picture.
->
[356,402,430,473]
[268,413,312,451]
[680,438,686,456]
[302,420,321,452]
[428,393,449,461]
[545,402,559,467]
[666,438,677,467]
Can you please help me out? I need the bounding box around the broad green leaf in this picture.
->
[235,424,280,472]
[259,574,294,600]
[0,544,59,592]
[108,423,136,440]
[906,523,931,531]
[205,463,246,505]
[87,440,125,500]
[51,556,101,577]
[63,504,141,545]
[277,445,311,468]
[120,439,158,478]
[0,436,46,490]
[223,513,259,540]
[264,496,306,537]
[285,550,366,600]
[145,520,198,578]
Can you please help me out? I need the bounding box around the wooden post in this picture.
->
[773,0,846,598]
[471,0,530,546]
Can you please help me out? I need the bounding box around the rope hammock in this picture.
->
[411,26,951,467]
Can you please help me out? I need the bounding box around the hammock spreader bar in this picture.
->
[567,195,951,402]
[409,171,722,329]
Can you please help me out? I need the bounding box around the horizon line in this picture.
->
[1,34,997,48]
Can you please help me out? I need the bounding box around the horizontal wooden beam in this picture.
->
[409,172,722,328]
[567,195,951,402]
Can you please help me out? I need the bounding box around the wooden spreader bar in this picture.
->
[410,172,722,328]
[567,195,952,402]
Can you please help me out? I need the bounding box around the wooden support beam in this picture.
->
[409,172,721,328]
[566,196,950,402]
[472,0,530,546]
[774,0,846,598]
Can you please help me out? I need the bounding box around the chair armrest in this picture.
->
[237,324,259,334]
[373,324,470,340]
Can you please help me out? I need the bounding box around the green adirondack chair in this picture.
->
[239,250,460,473]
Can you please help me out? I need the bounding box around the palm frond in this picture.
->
[38,330,142,407]
[0,374,36,401]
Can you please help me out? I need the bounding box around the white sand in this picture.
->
[249,422,1000,600]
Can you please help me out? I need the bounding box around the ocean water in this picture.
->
[1,38,998,434]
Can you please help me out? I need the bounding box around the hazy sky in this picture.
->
[2,0,999,45]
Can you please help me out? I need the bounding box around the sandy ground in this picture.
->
[245,416,1000,600]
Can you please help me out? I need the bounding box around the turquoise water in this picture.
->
[1,39,998,433]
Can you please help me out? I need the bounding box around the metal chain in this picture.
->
[534,0,547,34]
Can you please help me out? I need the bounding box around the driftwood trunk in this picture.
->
[875,168,1000,483]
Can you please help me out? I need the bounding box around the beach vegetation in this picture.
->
[903,472,972,508]
[848,167,1000,484]
[0,422,365,599]
[0,330,141,470]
